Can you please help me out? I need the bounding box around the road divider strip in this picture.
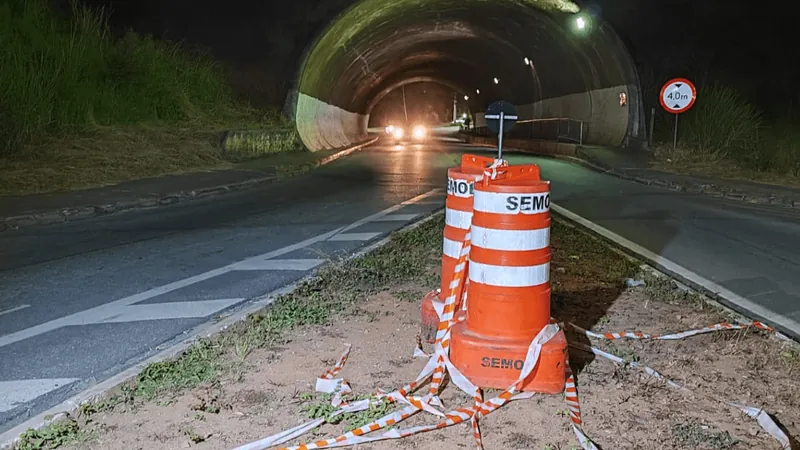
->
[232,284,792,450]
[231,201,795,450]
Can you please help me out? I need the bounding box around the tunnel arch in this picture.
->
[289,0,646,151]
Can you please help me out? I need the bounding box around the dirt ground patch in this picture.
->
[20,215,800,450]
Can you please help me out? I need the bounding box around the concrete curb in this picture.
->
[0,205,443,450]
[572,148,800,209]
[462,134,800,209]
[0,137,379,232]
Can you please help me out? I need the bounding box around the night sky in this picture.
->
[72,0,798,117]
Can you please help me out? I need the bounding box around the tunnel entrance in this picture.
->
[368,81,468,129]
[289,0,645,152]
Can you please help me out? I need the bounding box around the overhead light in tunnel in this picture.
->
[575,16,587,30]
[493,77,499,84]
[476,89,480,94]
[524,57,530,65]
[464,95,469,101]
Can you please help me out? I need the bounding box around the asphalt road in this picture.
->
[2,136,800,434]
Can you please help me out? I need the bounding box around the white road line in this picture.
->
[0,379,80,413]
[551,203,800,338]
[0,305,30,317]
[410,200,442,205]
[98,299,245,323]
[0,189,442,350]
[372,213,419,222]
[231,259,325,271]
[328,232,382,242]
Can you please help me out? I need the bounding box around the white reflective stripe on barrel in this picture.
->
[469,261,550,288]
[443,237,462,259]
[445,208,472,230]
[471,225,549,252]
[473,190,550,215]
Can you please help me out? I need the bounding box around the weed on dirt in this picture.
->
[17,214,799,450]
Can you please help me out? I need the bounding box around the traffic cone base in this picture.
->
[419,290,443,343]
[449,317,568,394]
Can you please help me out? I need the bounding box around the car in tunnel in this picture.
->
[385,123,430,145]
[386,123,429,145]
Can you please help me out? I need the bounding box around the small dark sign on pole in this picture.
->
[484,100,518,159]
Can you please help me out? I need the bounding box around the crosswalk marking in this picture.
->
[0,379,80,413]
[328,232,382,241]
[97,299,245,323]
[231,259,325,271]
[372,213,419,222]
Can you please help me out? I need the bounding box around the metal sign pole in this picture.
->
[673,114,679,150]
[498,111,505,159]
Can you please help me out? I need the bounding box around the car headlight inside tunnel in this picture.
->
[412,125,426,140]
[392,127,404,139]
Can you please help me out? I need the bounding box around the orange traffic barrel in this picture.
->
[420,154,499,342]
[449,164,568,394]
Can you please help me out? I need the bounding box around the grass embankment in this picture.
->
[651,84,800,187]
[14,214,800,450]
[0,0,301,197]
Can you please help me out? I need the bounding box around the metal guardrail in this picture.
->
[470,117,586,145]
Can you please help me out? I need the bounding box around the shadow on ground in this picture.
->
[549,210,679,378]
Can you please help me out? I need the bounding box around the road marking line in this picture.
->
[0,305,30,317]
[231,259,325,271]
[414,200,445,205]
[98,299,245,323]
[372,213,419,222]
[0,189,442,350]
[551,203,800,339]
[328,232,382,242]
[0,379,80,413]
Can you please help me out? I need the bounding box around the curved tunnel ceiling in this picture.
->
[293,0,646,151]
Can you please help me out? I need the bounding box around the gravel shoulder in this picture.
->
[15,214,799,450]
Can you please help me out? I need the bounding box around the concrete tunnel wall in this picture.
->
[289,0,646,151]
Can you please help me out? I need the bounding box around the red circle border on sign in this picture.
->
[659,77,697,114]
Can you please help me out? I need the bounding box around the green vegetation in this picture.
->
[651,83,800,186]
[14,415,93,450]
[671,422,738,450]
[302,392,393,431]
[0,0,300,195]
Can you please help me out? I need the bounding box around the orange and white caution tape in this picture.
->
[564,362,598,450]
[483,158,508,180]
[568,340,684,390]
[231,399,375,450]
[569,321,774,341]
[315,344,353,407]
[570,322,793,449]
